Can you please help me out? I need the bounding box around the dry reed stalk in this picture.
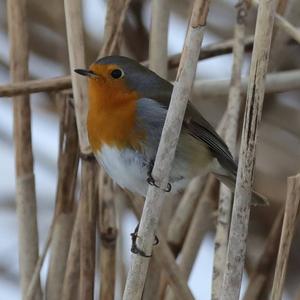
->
[158,177,206,300]
[149,0,170,78]
[97,1,134,298]
[143,198,177,300]
[123,1,210,299]
[211,2,248,298]
[129,196,195,300]
[167,176,206,254]
[167,35,253,69]
[193,69,300,98]
[46,97,79,300]
[270,174,300,300]
[64,0,98,299]
[144,2,170,298]
[0,76,71,97]
[243,209,284,300]
[25,220,55,300]
[62,201,82,300]
[220,1,277,299]
[7,0,42,299]
[99,0,131,57]
[0,37,253,98]
[99,172,117,300]
[114,190,128,297]
[164,176,217,300]
[79,160,98,300]
[251,0,300,44]
[2,68,300,100]
[64,0,90,154]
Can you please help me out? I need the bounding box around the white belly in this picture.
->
[96,145,149,196]
[95,144,191,197]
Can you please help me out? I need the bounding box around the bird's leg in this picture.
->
[79,152,95,161]
[130,223,159,257]
[146,160,172,192]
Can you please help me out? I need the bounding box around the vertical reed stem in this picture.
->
[123,1,210,299]
[212,1,248,298]
[270,174,300,300]
[46,97,79,300]
[7,0,42,298]
[221,1,277,299]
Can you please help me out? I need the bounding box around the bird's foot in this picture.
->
[79,152,95,161]
[147,176,172,192]
[130,223,159,257]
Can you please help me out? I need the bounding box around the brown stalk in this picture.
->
[7,0,42,298]
[99,0,131,57]
[129,196,195,300]
[79,160,98,300]
[243,209,284,300]
[270,174,300,300]
[167,176,206,255]
[46,96,79,300]
[149,0,170,78]
[143,1,170,298]
[97,1,133,298]
[123,1,210,298]
[2,68,300,101]
[98,172,117,300]
[0,37,254,98]
[64,0,98,299]
[25,219,55,300]
[220,1,277,299]
[211,1,248,298]
[251,0,300,44]
[61,200,82,300]
[164,176,218,300]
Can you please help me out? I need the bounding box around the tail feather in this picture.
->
[214,173,269,206]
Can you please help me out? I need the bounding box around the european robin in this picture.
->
[75,56,267,205]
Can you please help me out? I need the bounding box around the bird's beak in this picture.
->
[74,68,99,79]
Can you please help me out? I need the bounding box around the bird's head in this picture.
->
[75,56,162,151]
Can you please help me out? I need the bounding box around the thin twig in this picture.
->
[212,1,248,298]
[270,174,300,300]
[220,1,277,299]
[7,0,42,298]
[123,1,210,299]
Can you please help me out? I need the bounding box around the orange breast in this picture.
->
[87,76,144,152]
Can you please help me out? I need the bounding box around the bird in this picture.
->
[75,55,267,206]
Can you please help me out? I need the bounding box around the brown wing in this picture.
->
[134,70,237,176]
[184,103,237,175]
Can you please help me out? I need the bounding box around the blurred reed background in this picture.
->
[0,0,300,299]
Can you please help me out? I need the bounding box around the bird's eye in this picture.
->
[110,68,124,79]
